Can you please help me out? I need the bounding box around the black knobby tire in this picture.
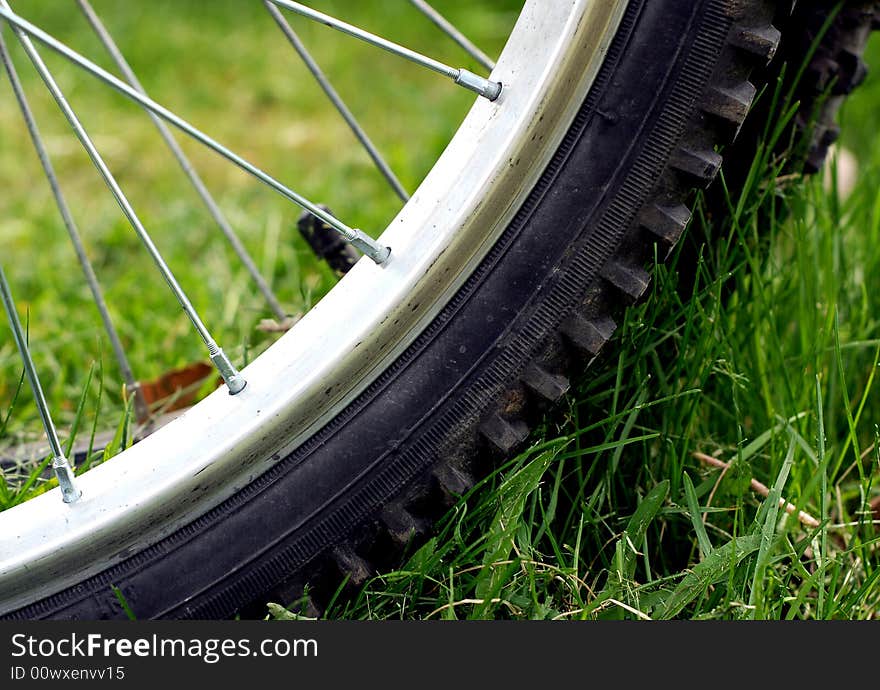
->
[6,0,876,620]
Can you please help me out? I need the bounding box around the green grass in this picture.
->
[1,3,879,620]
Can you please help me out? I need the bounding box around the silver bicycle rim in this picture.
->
[0,0,628,613]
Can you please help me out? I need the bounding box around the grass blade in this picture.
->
[748,437,797,617]
[660,535,761,619]
[682,471,713,560]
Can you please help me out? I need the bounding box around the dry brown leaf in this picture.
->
[131,361,215,422]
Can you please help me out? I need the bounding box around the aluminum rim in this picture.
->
[0,0,628,613]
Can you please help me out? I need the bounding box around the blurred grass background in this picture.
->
[0,0,520,440]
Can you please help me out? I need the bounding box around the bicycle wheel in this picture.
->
[0,0,875,619]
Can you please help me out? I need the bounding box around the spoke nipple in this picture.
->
[52,456,82,504]
[367,241,392,266]
[225,372,248,395]
[454,68,502,101]
[350,229,392,266]
[210,348,247,395]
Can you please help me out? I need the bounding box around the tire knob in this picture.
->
[297,205,361,276]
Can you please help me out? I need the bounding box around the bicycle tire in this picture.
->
[0,0,876,620]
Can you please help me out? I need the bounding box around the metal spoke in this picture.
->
[76,0,289,323]
[0,264,81,503]
[0,3,391,265]
[264,0,409,203]
[267,0,502,101]
[409,0,495,72]
[0,0,246,394]
[0,30,149,422]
